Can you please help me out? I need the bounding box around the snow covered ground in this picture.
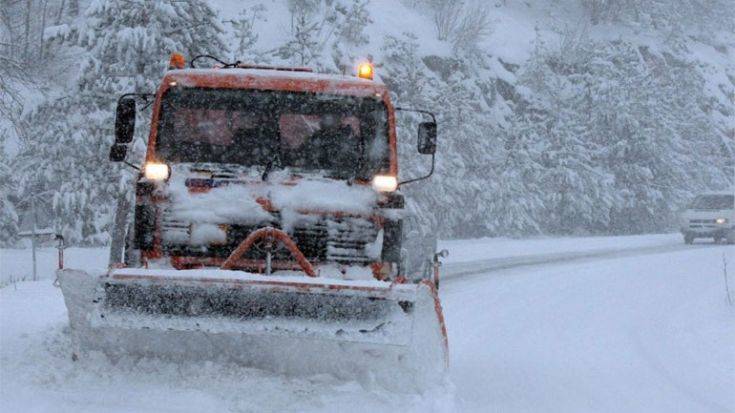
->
[443,242,734,412]
[0,247,107,286]
[1,235,733,412]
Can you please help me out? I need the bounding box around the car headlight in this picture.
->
[715,218,728,225]
[371,175,398,192]
[144,162,170,181]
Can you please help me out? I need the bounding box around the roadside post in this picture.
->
[18,228,56,281]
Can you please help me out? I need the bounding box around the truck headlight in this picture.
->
[144,162,170,181]
[372,175,397,192]
[715,218,728,225]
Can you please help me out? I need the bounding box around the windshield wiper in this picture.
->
[261,151,283,181]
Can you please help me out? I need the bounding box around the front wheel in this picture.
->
[726,230,735,245]
[684,233,694,245]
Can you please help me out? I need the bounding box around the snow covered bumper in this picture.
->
[56,267,448,387]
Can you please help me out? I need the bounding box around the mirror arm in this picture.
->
[123,161,140,171]
[394,107,437,188]
[398,152,435,188]
[119,92,154,105]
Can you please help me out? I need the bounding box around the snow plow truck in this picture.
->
[57,54,448,387]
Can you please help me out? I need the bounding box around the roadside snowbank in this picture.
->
[0,247,107,286]
[439,233,681,264]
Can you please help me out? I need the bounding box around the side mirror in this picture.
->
[109,143,128,162]
[114,98,136,144]
[417,122,437,155]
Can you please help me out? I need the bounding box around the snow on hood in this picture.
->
[164,165,379,230]
[166,173,273,225]
[269,177,377,215]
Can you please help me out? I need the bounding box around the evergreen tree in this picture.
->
[581,0,735,32]
[519,40,617,232]
[335,0,372,47]
[381,33,433,107]
[488,109,546,235]
[276,0,373,71]
[227,4,267,62]
[0,134,18,245]
[14,99,113,244]
[276,0,328,67]
[382,33,506,238]
[586,41,715,232]
[432,69,501,237]
[14,0,228,244]
[510,36,733,234]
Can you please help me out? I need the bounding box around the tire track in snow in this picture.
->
[628,277,734,413]
[440,242,716,283]
[439,243,734,412]
[630,323,734,413]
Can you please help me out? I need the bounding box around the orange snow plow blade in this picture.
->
[57,268,448,387]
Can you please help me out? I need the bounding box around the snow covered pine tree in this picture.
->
[15,0,227,248]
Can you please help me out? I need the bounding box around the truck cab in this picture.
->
[679,191,735,244]
[110,56,438,282]
[58,55,449,383]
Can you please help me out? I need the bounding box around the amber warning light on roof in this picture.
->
[357,62,374,80]
[169,53,186,70]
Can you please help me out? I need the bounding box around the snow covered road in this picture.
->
[443,243,734,412]
[440,233,689,279]
[1,236,733,412]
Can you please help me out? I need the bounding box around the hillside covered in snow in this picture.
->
[1,0,733,245]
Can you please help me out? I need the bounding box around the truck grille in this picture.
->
[688,219,717,229]
[161,212,191,244]
[689,219,716,224]
[160,212,380,265]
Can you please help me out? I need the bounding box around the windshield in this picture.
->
[689,194,734,210]
[155,88,390,178]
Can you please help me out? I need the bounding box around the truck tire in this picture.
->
[123,224,142,267]
[684,233,694,245]
[401,214,437,282]
[108,192,132,267]
[726,230,735,245]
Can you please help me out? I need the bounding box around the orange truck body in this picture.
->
[129,66,410,280]
[56,58,448,384]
